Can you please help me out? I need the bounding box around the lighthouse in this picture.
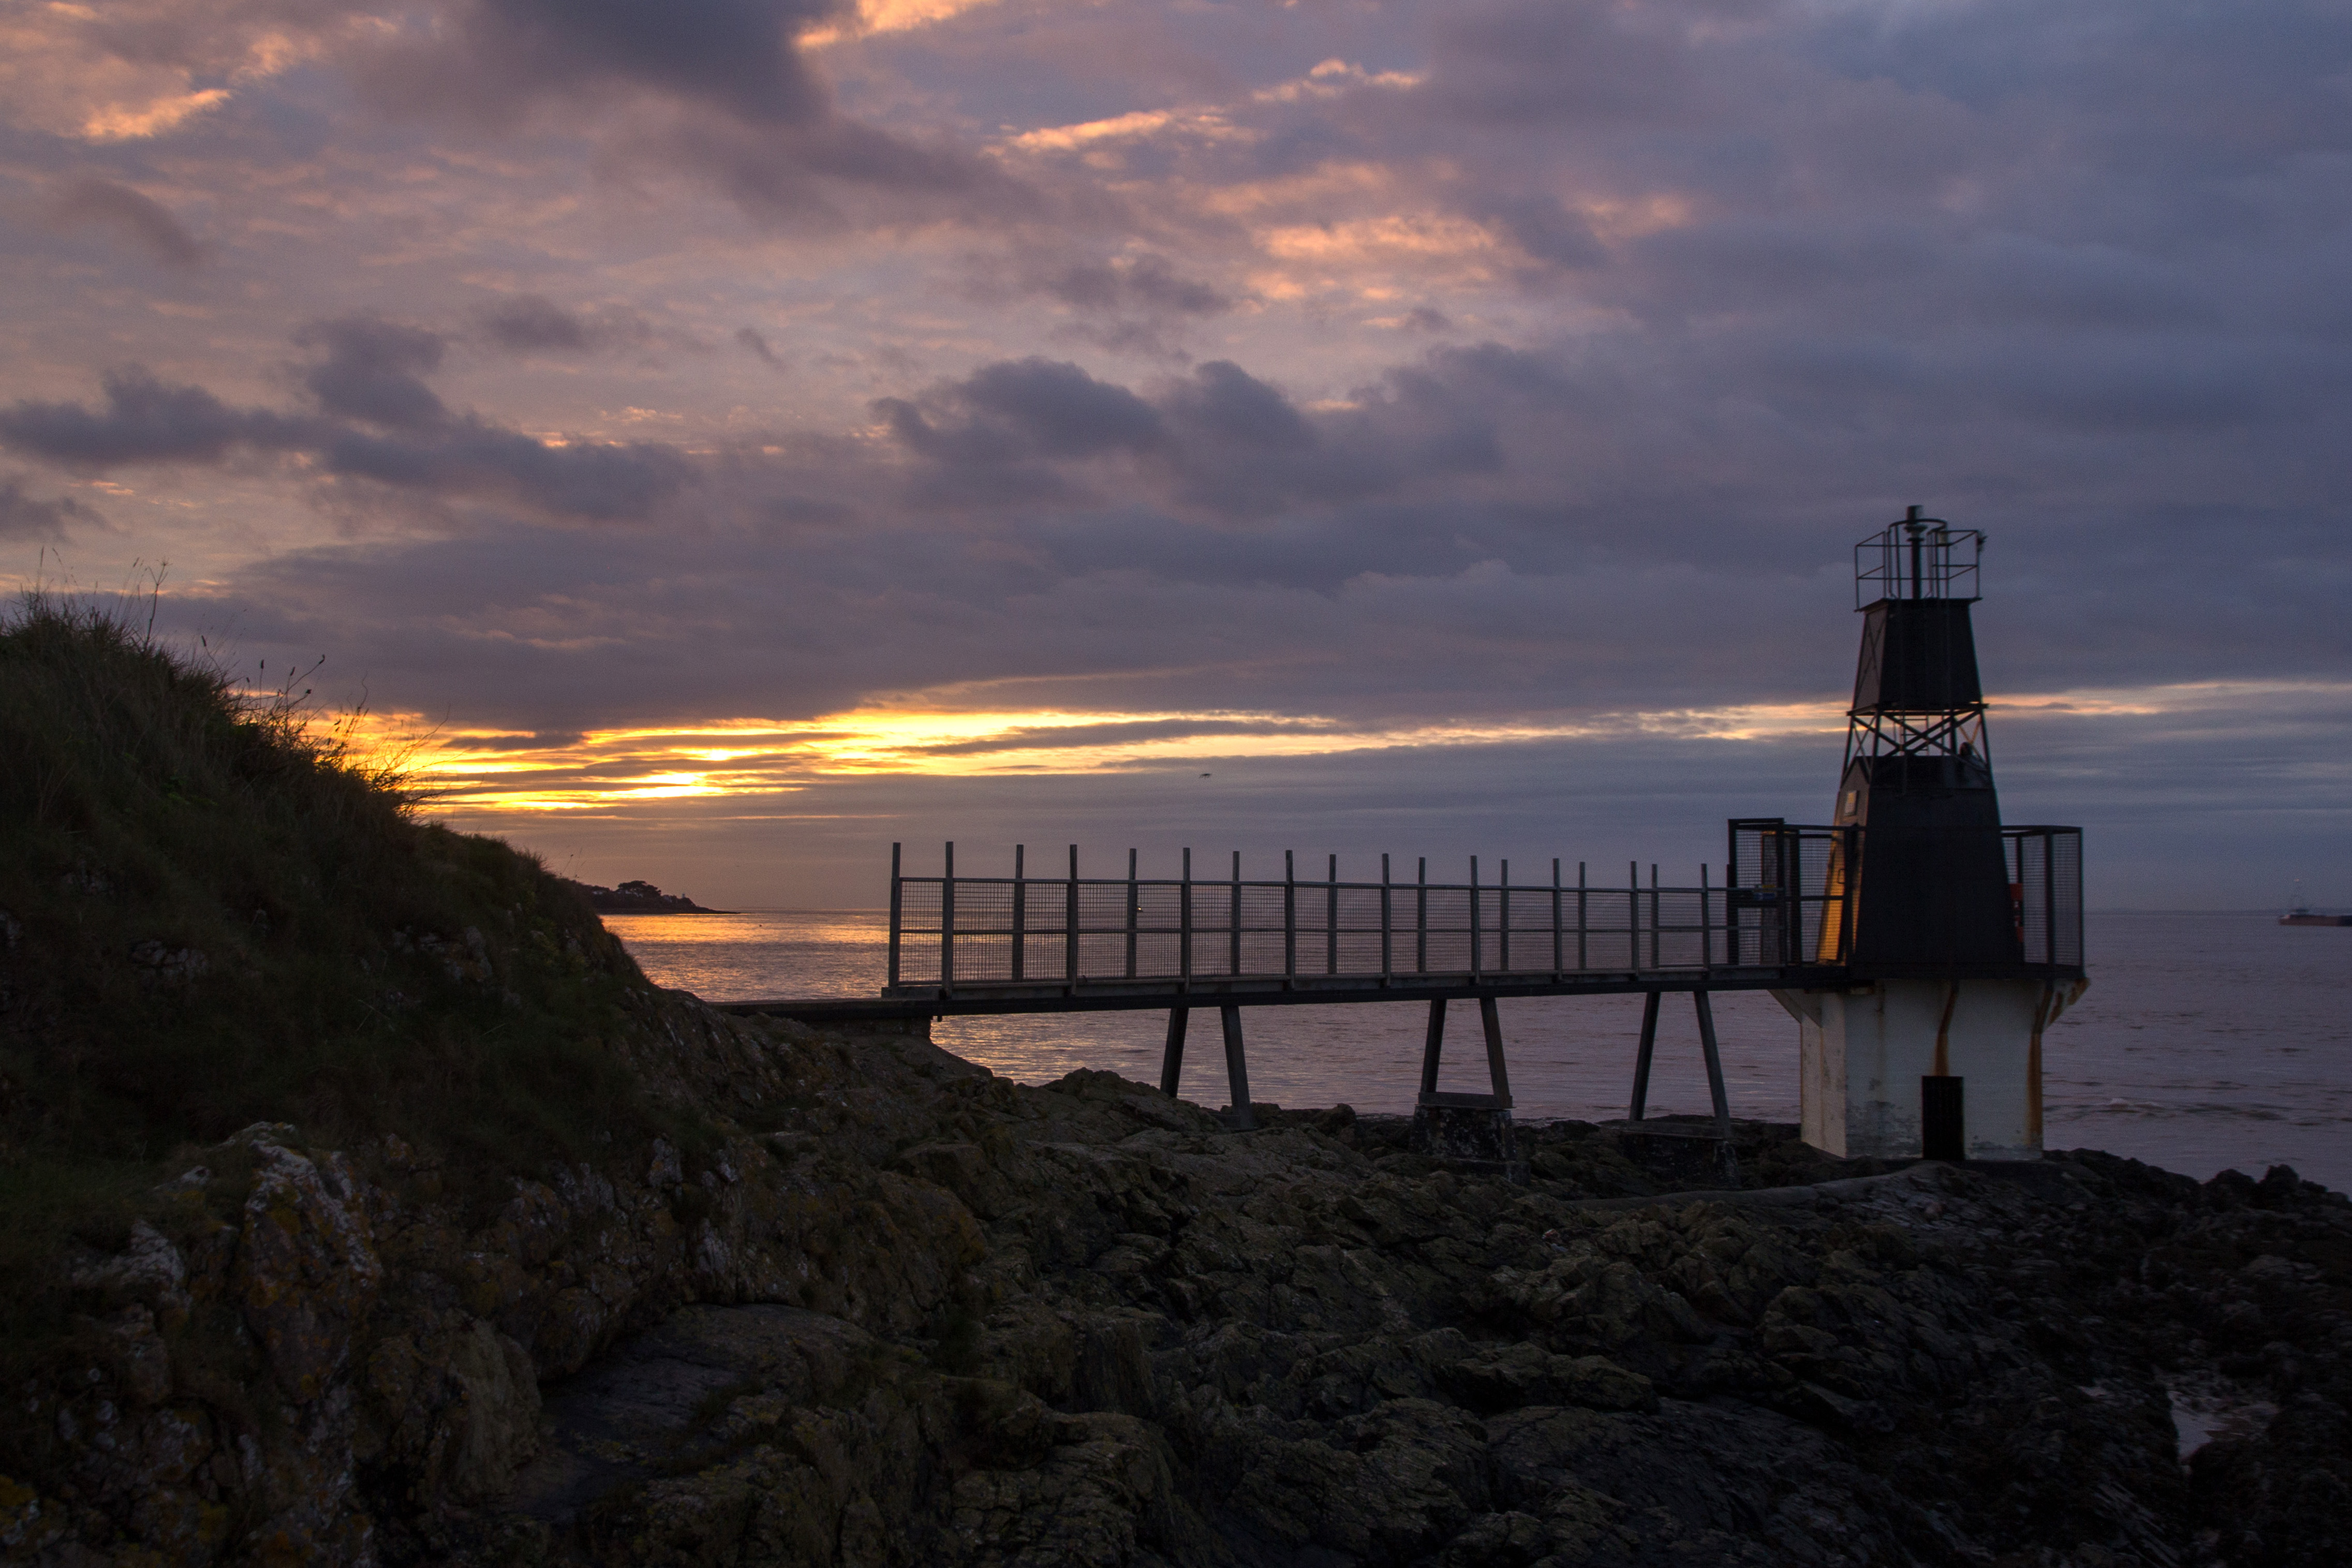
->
[1771,509,2087,1161]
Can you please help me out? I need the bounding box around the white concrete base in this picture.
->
[1772,978,2087,1160]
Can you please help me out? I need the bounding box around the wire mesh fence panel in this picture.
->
[1020,933,1066,978]
[948,933,1015,981]
[1651,889,1712,969]
[1579,890,1639,971]
[2050,831,2083,967]
[2006,828,2083,969]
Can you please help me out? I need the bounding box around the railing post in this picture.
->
[1066,845,1079,985]
[1499,859,1511,974]
[1416,857,1428,974]
[1327,853,1339,975]
[1470,855,1483,978]
[1551,858,1563,979]
[888,841,903,987]
[1700,861,1711,970]
[1125,847,1138,979]
[1380,853,1393,983]
[941,841,956,992]
[1650,863,1660,970]
[1577,861,1588,972]
[1230,851,1242,977]
[1283,851,1297,982]
[1012,844,1026,981]
[1629,861,1639,972]
[1180,847,1193,983]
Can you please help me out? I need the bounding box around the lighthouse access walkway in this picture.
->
[718,823,2083,1132]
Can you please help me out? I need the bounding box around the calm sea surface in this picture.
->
[605,910,2351,1191]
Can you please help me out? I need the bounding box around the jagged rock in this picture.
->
[23,1012,2352,1568]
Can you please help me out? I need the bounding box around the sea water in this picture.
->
[606,910,2351,1191]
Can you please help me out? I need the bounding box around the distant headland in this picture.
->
[566,878,729,914]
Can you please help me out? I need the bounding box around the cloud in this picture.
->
[475,295,656,356]
[338,0,1016,226]
[0,328,692,523]
[0,477,106,541]
[293,316,448,428]
[5,0,2351,910]
[465,0,845,126]
[0,370,315,469]
[876,357,1167,468]
[735,327,784,368]
[1033,253,1229,316]
[45,177,204,266]
[321,419,694,521]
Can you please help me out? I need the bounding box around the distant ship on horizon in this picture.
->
[2280,880,2351,926]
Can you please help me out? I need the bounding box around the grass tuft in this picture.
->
[0,591,694,1382]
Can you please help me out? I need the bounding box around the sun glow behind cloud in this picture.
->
[349,698,1858,818]
[333,677,2352,822]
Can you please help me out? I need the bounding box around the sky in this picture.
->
[3,0,2347,911]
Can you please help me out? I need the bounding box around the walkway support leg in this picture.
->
[1694,990,1732,1137]
[1419,998,1446,1099]
[1478,996,1514,1107]
[1220,1005,1255,1130]
[1694,989,1740,1183]
[1630,991,1661,1120]
[1160,1007,1188,1098]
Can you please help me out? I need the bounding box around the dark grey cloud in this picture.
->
[1035,253,1229,316]
[293,316,448,428]
[475,295,655,356]
[466,0,841,125]
[44,177,204,268]
[357,0,840,128]
[338,0,1017,227]
[1427,1,1696,129]
[874,352,1512,516]
[735,327,783,368]
[0,332,691,523]
[876,357,1167,469]
[321,418,693,521]
[0,370,316,469]
[0,476,105,541]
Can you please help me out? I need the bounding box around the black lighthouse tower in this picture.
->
[1831,508,2020,970]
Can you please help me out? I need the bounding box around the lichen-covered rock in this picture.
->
[25,1010,2352,1568]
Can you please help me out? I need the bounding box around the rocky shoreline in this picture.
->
[565,882,727,916]
[18,1008,2349,1567]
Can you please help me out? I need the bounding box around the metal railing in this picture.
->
[1728,819,2082,972]
[887,821,2081,994]
[1855,510,1983,605]
[887,845,1745,993]
[1726,820,1859,968]
[2006,825,2084,970]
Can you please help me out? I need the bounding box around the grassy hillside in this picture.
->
[0,596,689,1342]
